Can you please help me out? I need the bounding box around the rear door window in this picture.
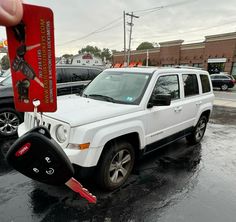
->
[200,74,211,93]
[63,68,89,82]
[182,74,199,97]
[56,68,63,83]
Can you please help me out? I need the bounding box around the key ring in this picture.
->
[33,99,40,126]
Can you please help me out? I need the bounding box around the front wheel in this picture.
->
[96,141,135,191]
[186,116,208,144]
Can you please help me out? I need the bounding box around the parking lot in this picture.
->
[0,107,236,222]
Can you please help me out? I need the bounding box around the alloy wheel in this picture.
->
[109,149,132,184]
[0,112,20,136]
[195,119,206,141]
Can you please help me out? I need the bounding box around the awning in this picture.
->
[129,62,136,67]
[208,58,227,63]
[114,63,121,68]
[137,62,143,67]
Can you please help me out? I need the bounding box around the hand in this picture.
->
[0,0,23,26]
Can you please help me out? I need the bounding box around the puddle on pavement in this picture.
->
[0,123,236,222]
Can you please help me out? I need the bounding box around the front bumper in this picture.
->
[18,123,103,168]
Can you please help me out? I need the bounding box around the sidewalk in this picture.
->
[214,99,236,108]
[213,99,236,112]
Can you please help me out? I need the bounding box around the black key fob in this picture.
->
[6,126,74,185]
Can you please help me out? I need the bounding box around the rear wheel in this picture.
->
[186,116,207,145]
[96,141,135,190]
[221,84,228,91]
[0,108,23,137]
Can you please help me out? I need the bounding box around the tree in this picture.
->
[111,49,118,54]
[61,54,73,64]
[78,45,112,61]
[79,45,101,58]
[136,42,154,50]
[101,48,112,61]
[61,54,73,59]
[1,54,10,70]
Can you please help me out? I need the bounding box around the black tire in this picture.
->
[96,141,135,191]
[221,84,228,91]
[0,108,23,137]
[186,115,208,145]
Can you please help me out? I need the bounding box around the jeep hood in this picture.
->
[44,95,141,127]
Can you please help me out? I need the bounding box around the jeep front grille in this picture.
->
[25,113,51,132]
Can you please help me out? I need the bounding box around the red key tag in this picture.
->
[66,178,97,204]
[6,4,57,112]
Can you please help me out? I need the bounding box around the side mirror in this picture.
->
[148,94,171,108]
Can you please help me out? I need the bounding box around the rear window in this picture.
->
[182,74,199,97]
[200,74,211,93]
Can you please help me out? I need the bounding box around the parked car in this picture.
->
[227,75,236,82]
[19,67,214,190]
[210,73,235,91]
[0,65,104,137]
[0,69,11,83]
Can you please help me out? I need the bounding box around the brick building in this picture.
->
[112,32,236,75]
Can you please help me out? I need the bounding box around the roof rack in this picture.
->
[174,65,203,70]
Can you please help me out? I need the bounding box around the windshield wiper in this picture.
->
[88,94,116,103]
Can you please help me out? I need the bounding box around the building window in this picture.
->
[77,60,80,63]
[193,63,203,68]
[162,64,174,67]
[208,63,225,74]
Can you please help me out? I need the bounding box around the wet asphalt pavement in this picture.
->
[0,109,236,222]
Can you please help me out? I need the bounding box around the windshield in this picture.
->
[0,74,12,86]
[83,70,152,105]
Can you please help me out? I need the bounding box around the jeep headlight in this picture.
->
[56,125,68,143]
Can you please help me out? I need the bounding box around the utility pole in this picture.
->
[126,12,139,66]
[146,49,149,67]
[123,11,127,67]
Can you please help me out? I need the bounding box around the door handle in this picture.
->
[174,106,182,112]
[196,101,202,106]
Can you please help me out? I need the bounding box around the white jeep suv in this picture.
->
[18,67,214,190]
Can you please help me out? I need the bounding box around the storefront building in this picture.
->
[113,32,236,75]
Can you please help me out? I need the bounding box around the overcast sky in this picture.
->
[0,0,236,56]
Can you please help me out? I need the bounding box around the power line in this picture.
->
[56,1,194,47]
[136,19,236,40]
[133,0,195,15]
[56,16,123,46]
